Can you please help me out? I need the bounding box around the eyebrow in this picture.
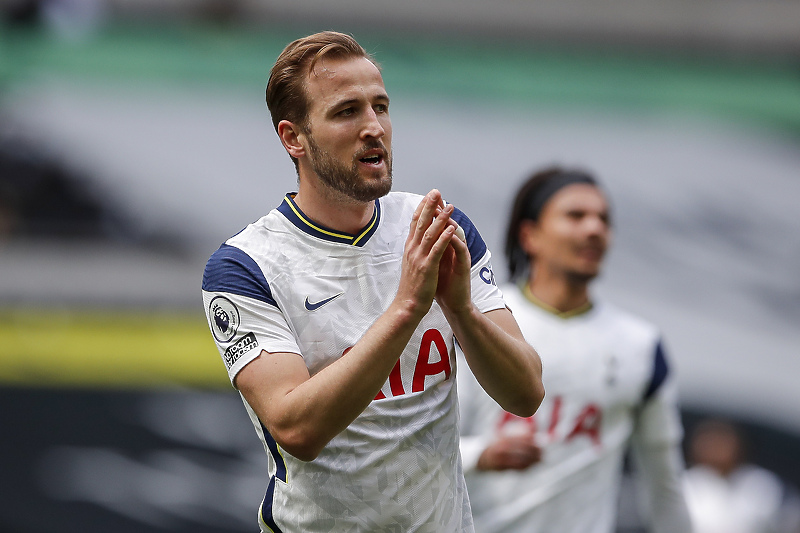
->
[332,98,360,109]
[331,93,390,109]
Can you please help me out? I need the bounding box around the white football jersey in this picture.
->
[202,191,505,533]
[458,283,684,533]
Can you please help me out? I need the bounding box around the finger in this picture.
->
[410,193,429,226]
[499,450,535,471]
[421,204,455,255]
[447,224,470,266]
[434,205,461,235]
[453,222,466,243]
[407,193,436,250]
[416,193,441,237]
[427,224,456,264]
[408,194,437,250]
[531,447,543,463]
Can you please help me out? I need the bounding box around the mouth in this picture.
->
[577,246,605,262]
[357,146,387,167]
[359,154,383,165]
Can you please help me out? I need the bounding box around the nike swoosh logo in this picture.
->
[304,292,344,311]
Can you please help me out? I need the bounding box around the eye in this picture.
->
[375,103,388,113]
[338,107,355,117]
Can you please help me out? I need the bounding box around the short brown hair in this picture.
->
[266,31,376,134]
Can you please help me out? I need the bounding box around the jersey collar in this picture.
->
[277,193,381,247]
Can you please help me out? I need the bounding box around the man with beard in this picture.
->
[201,31,543,533]
[457,167,692,533]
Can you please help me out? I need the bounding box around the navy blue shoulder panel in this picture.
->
[643,340,670,401]
[202,244,278,307]
[451,207,487,267]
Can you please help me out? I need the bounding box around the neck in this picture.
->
[527,270,591,314]
[294,176,375,235]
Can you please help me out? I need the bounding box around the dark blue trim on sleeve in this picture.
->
[643,340,670,401]
[451,207,487,267]
[202,244,278,307]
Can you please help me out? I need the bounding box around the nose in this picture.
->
[361,108,386,139]
[584,214,609,237]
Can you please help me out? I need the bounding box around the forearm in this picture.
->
[633,441,693,533]
[244,190,463,460]
[445,306,543,417]
[242,300,422,460]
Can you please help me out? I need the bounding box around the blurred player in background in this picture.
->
[684,418,800,533]
[201,31,543,532]
[458,167,692,533]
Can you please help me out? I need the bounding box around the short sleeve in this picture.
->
[202,244,301,385]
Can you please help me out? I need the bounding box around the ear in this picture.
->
[518,220,540,257]
[277,120,306,160]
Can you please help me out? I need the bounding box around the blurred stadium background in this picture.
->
[1,0,799,531]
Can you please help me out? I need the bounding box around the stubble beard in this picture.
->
[307,136,393,203]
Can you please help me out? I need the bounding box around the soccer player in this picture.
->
[458,167,693,533]
[201,31,543,532]
[684,419,800,533]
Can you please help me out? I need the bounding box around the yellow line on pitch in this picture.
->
[0,308,230,389]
